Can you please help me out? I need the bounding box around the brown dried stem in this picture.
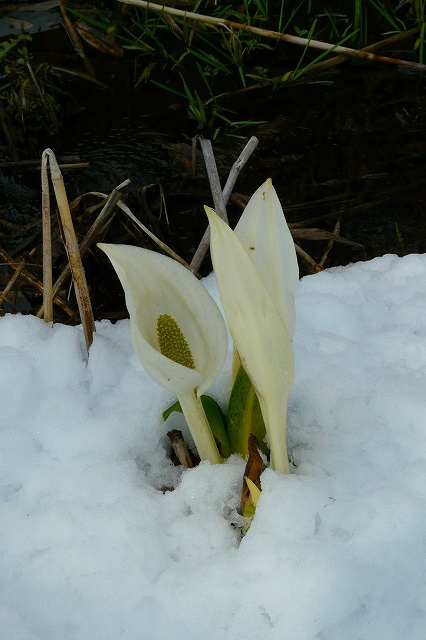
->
[0,247,76,316]
[42,148,95,350]
[41,151,53,322]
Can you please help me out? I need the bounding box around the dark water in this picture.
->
[1,18,425,315]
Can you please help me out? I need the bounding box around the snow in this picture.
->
[2,253,426,639]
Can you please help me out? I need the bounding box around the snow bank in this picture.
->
[1,254,426,639]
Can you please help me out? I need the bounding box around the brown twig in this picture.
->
[0,247,76,316]
[319,219,341,268]
[0,254,29,309]
[294,244,323,273]
[119,0,426,71]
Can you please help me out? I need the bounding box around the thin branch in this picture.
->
[0,255,28,308]
[118,200,192,269]
[118,0,426,71]
[222,136,258,204]
[319,219,341,268]
[189,136,258,274]
[294,244,323,273]
[0,247,76,316]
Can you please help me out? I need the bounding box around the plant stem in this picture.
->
[43,148,95,350]
[259,396,289,474]
[41,151,53,323]
[178,390,222,464]
[190,136,258,274]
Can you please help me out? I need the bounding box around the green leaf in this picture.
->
[227,365,268,456]
[200,395,230,457]
[163,395,231,457]
[162,399,182,421]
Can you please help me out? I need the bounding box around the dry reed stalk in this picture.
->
[291,228,362,247]
[228,27,421,96]
[199,138,229,224]
[119,0,426,71]
[0,247,76,316]
[0,155,84,168]
[41,152,53,322]
[0,256,27,308]
[294,244,322,273]
[117,199,191,269]
[59,0,96,77]
[43,148,95,350]
[319,219,341,268]
[42,180,130,312]
[189,136,258,274]
[36,183,191,318]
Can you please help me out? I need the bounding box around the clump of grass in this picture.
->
[65,0,424,134]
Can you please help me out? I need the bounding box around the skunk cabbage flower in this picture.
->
[98,243,227,464]
[234,178,298,337]
[205,201,295,474]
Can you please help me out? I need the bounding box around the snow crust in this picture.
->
[2,254,426,639]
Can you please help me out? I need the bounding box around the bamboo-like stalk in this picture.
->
[118,0,426,71]
[190,136,258,274]
[43,148,95,350]
[41,151,53,322]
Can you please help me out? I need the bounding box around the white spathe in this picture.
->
[98,243,228,463]
[205,210,294,474]
[234,178,299,337]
